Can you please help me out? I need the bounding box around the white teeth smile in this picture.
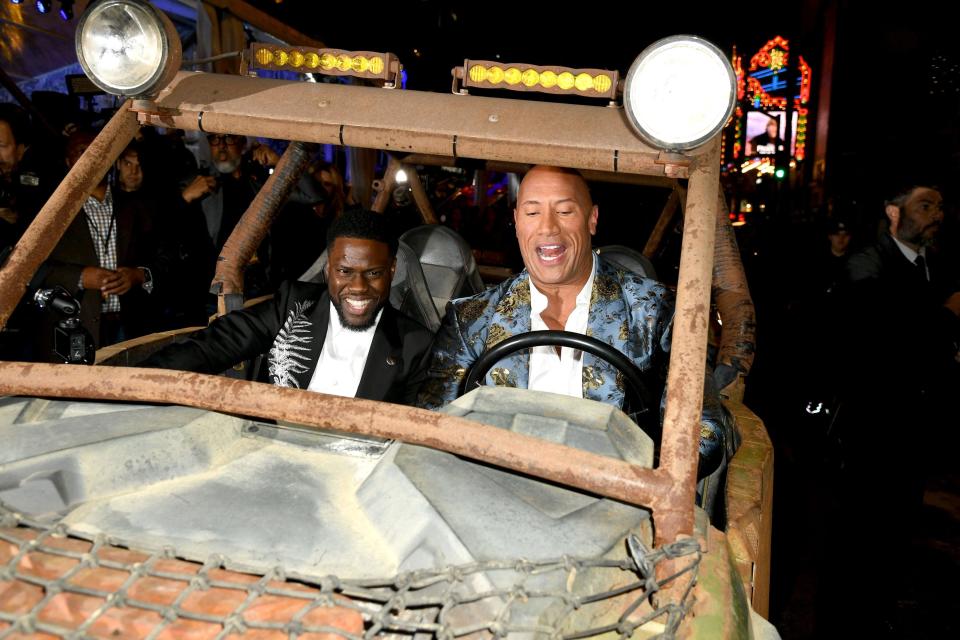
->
[536,245,565,262]
[344,298,373,312]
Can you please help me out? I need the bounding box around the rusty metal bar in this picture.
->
[0,362,673,507]
[406,164,439,224]
[400,154,679,190]
[712,188,756,381]
[655,137,721,546]
[212,141,313,317]
[143,72,696,178]
[724,401,774,617]
[642,186,682,259]
[371,156,401,214]
[0,101,139,329]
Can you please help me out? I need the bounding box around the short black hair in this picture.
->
[0,103,30,146]
[326,209,398,256]
[884,184,939,211]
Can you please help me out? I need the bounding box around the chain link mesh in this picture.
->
[0,505,700,639]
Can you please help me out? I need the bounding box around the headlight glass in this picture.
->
[76,0,175,96]
[623,36,736,151]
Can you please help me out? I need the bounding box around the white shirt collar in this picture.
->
[529,252,597,316]
[305,301,383,397]
[527,253,597,399]
[890,233,925,264]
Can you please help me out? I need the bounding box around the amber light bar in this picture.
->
[453,59,619,99]
[249,43,402,86]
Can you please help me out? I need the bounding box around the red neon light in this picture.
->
[798,55,812,104]
[749,36,790,72]
[733,52,745,100]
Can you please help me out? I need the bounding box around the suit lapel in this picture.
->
[296,294,330,389]
[583,259,627,403]
[114,196,134,266]
[268,291,329,389]
[482,272,531,389]
[355,306,402,401]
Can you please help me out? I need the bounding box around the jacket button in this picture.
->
[386,356,397,366]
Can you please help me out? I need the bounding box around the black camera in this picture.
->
[33,286,95,365]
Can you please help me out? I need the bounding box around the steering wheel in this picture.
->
[459,330,658,436]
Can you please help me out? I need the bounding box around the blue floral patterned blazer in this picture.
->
[416,255,726,466]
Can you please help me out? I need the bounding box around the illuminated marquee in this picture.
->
[726,36,813,168]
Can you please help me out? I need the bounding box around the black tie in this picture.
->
[914,255,928,281]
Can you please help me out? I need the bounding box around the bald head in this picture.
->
[514,165,598,293]
[518,165,593,209]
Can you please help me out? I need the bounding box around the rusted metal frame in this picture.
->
[95,326,205,366]
[407,165,439,224]
[642,186,682,259]
[399,154,680,190]
[723,401,774,617]
[212,141,313,317]
[655,138,721,546]
[371,156,402,213]
[712,188,756,382]
[0,101,139,329]
[141,72,694,178]
[0,362,673,508]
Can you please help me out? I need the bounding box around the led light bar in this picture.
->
[249,43,401,86]
[453,59,619,100]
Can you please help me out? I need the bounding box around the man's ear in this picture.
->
[390,256,397,278]
[513,207,519,234]
[588,205,599,236]
[885,204,900,234]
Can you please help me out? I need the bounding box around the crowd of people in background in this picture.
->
[1,88,959,637]
[0,101,356,361]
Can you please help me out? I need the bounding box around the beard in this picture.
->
[898,218,940,247]
[331,296,386,331]
[214,157,241,175]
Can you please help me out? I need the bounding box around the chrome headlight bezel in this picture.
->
[75,0,182,98]
[623,35,737,152]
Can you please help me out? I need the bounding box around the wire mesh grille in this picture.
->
[0,506,700,639]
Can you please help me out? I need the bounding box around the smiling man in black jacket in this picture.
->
[142,209,435,405]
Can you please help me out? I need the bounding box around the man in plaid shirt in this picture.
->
[34,130,158,359]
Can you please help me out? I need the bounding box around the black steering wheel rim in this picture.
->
[458,330,655,420]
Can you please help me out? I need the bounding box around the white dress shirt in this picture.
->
[528,253,597,398]
[890,234,929,281]
[307,302,383,397]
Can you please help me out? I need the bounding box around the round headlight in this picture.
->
[76,0,181,97]
[623,35,736,151]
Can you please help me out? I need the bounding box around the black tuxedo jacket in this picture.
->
[843,233,959,399]
[142,281,435,405]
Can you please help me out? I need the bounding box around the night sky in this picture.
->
[247,0,958,219]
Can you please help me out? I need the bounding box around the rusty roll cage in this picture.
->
[0,69,748,550]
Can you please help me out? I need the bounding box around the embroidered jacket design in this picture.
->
[268,300,316,388]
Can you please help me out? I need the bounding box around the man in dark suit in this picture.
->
[819,185,959,636]
[35,130,158,359]
[142,209,435,406]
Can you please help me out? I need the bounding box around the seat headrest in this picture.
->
[400,225,484,313]
[596,245,657,280]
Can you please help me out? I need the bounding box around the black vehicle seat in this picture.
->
[298,241,442,332]
[399,225,484,316]
[596,245,657,280]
